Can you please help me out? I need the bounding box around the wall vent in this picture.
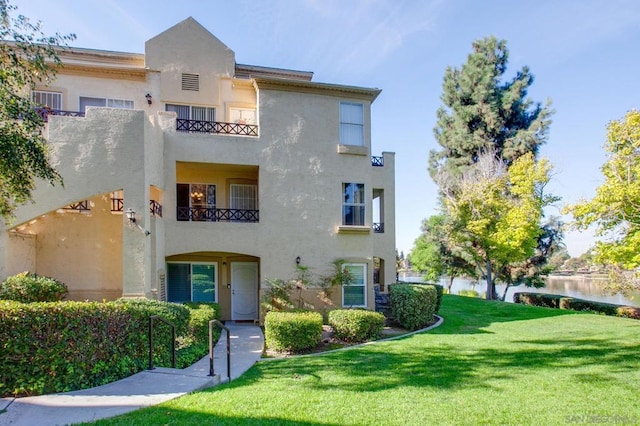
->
[181,73,200,91]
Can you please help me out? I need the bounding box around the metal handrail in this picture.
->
[209,319,230,382]
[148,315,176,370]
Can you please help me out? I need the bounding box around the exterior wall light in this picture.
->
[124,208,151,236]
[296,256,301,265]
[145,93,152,105]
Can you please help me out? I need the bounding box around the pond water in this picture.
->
[397,273,640,307]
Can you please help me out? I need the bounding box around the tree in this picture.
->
[438,151,556,300]
[566,110,640,294]
[410,214,476,292]
[0,0,75,220]
[429,36,553,181]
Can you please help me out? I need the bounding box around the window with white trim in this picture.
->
[79,96,133,112]
[342,263,366,307]
[166,104,215,122]
[342,183,365,226]
[166,262,217,303]
[32,91,62,109]
[229,108,256,125]
[340,102,364,146]
[230,184,257,211]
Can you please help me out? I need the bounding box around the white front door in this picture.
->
[231,262,258,321]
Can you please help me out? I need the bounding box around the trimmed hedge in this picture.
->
[389,284,437,331]
[328,309,385,343]
[0,299,220,397]
[264,311,322,352]
[513,292,640,320]
[0,272,68,302]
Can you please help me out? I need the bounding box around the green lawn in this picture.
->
[93,295,640,425]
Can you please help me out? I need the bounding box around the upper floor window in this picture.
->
[340,102,364,146]
[79,96,133,112]
[167,104,215,122]
[32,91,62,109]
[343,183,365,226]
[230,107,256,125]
[177,183,216,222]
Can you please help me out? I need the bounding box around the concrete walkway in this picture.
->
[0,323,263,426]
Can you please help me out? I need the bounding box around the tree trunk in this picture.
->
[500,284,510,301]
[447,276,455,294]
[485,258,496,300]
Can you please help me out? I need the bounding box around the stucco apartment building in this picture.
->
[0,18,396,321]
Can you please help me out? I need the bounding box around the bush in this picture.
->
[0,272,68,302]
[389,284,437,331]
[433,284,444,314]
[328,309,385,343]
[265,311,322,352]
[178,302,221,367]
[514,292,640,321]
[513,292,562,308]
[0,299,219,397]
[458,289,480,298]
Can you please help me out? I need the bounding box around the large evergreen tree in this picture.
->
[0,0,74,220]
[427,37,559,300]
[429,36,553,181]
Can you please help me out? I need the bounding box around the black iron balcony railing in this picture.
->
[372,156,384,167]
[177,207,259,223]
[150,200,163,217]
[111,198,162,218]
[111,198,124,212]
[373,222,384,233]
[176,118,258,136]
[64,200,90,212]
[36,107,85,122]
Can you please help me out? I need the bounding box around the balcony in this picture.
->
[176,119,258,136]
[177,207,259,223]
[111,197,163,217]
[36,108,85,122]
[372,156,384,167]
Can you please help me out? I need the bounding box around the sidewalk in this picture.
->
[0,323,263,426]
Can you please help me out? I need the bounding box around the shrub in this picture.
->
[264,311,322,352]
[458,289,480,298]
[389,284,437,331]
[514,292,640,321]
[513,292,562,308]
[178,302,221,367]
[0,272,68,302]
[328,309,385,343]
[433,284,444,314]
[0,299,219,397]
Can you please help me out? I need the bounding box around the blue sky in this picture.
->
[13,0,640,257]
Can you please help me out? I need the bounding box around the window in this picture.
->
[230,184,257,211]
[79,96,133,112]
[340,102,364,146]
[166,104,215,122]
[166,262,217,303]
[342,263,366,307]
[343,183,365,226]
[230,108,256,125]
[32,91,62,109]
[177,183,216,221]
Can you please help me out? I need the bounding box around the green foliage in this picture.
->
[389,284,437,331]
[261,277,295,314]
[458,289,480,298]
[514,292,640,320]
[264,311,322,352]
[0,299,219,397]
[566,111,640,294]
[328,309,385,343]
[0,271,68,302]
[0,0,75,220]
[178,302,221,367]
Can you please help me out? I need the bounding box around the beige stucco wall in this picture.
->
[0,18,395,318]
